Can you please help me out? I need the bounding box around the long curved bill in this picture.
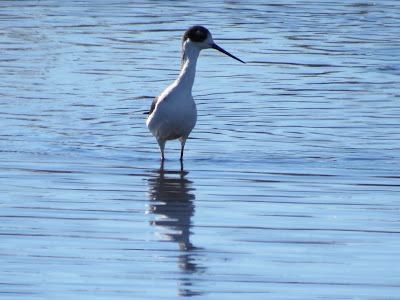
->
[212,43,245,64]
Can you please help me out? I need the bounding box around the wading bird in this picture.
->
[146,25,245,161]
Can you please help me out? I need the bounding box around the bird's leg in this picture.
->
[157,138,166,161]
[179,137,187,161]
[160,158,165,171]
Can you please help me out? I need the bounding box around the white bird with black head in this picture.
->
[146,25,245,161]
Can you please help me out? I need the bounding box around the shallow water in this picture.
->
[1,1,400,299]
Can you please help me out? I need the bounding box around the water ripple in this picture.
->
[1,1,400,299]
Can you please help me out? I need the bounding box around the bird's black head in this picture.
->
[181,25,245,64]
[182,25,210,44]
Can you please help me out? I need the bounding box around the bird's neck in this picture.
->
[176,43,200,91]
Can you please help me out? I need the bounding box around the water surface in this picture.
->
[1,1,400,299]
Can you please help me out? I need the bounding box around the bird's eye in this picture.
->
[191,29,206,42]
[194,31,203,40]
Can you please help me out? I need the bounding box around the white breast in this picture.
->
[146,86,197,141]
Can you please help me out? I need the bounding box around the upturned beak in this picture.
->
[211,43,245,64]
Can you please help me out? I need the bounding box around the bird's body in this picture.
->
[146,25,244,161]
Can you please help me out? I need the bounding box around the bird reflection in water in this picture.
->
[146,161,205,296]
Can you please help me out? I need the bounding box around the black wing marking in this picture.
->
[149,96,159,115]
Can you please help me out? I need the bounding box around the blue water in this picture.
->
[1,1,400,299]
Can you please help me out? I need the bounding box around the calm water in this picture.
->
[1,1,400,299]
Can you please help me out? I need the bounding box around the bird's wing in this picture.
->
[149,95,160,115]
[142,96,159,115]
